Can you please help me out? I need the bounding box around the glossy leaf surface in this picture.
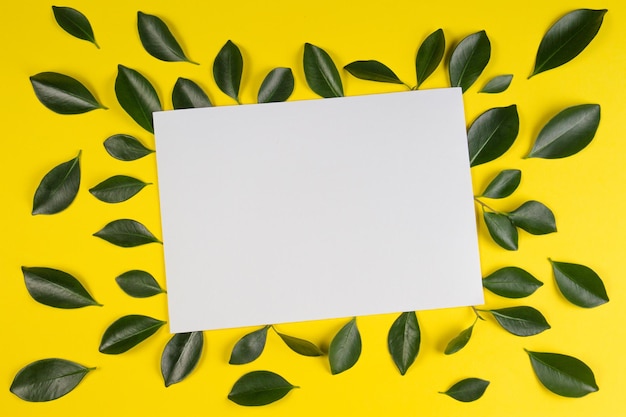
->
[483,212,518,250]
[468,105,519,167]
[30,72,105,114]
[482,267,543,298]
[172,78,212,109]
[52,6,98,48]
[488,306,550,336]
[32,151,81,215]
[115,65,162,133]
[480,169,521,199]
[275,331,323,357]
[344,60,404,84]
[444,323,474,355]
[213,40,243,103]
[449,31,491,92]
[329,318,361,374]
[161,332,203,387]
[415,28,445,87]
[480,74,513,93]
[99,314,166,354]
[303,43,344,98]
[115,270,164,298]
[137,11,195,63]
[228,371,297,406]
[229,326,269,364]
[550,260,608,308]
[21,266,100,308]
[508,201,556,235]
[388,311,420,375]
[89,175,149,203]
[104,134,154,161]
[526,350,598,397]
[257,67,294,103]
[93,219,161,247]
[441,378,489,402]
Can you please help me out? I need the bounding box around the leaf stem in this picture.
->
[473,197,501,214]
[471,306,485,321]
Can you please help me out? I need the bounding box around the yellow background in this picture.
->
[2,1,625,415]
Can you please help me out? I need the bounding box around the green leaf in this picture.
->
[482,267,543,298]
[93,219,162,247]
[137,11,196,64]
[329,317,361,375]
[32,151,81,215]
[172,78,212,109]
[104,134,154,161]
[89,175,150,203]
[344,60,404,85]
[10,358,94,402]
[21,266,101,308]
[387,311,420,375]
[468,105,519,167]
[415,28,445,88]
[30,72,106,114]
[444,322,475,355]
[449,30,491,93]
[527,104,600,159]
[303,43,344,98]
[487,306,550,336]
[213,40,243,103]
[161,332,203,387]
[483,212,518,250]
[99,314,166,354]
[479,74,513,94]
[526,350,598,397]
[115,65,162,133]
[508,201,556,235]
[229,326,269,364]
[257,67,294,103]
[550,260,608,308]
[52,6,99,48]
[531,9,608,77]
[115,270,165,298]
[228,370,297,406]
[480,169,521,199]
[440,378,489,402]
[275,330,323,357]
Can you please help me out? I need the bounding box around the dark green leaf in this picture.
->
[440,378,489,402]
[115,270,164,298]
[449,31,491,92]
[172,78,212,109]
[21,266,101,308]
[482,267,543,298]
[275,331,323,357]
[213,40,243,103]
[479,74,513,93]
[480,169,521,199]
[89,175,150,203]
[30,72,106,114]
[103,134,154,161]
[483,212,518,251]
[32,151,81,215]
[93,219,162,247]
[99,314,166,354]
[52,6,99,48]
[228,370,297,406]
[257,67,294,103]
[487,306,550,336]
[10,358,93,402]
[329,317,361,375]
[508,201,556,235]
[344,60,404,85]
[528,104,600,159]
[161,332,203,387]
[415,29,445,88]
[531,9,608,77]
[387,311,420,375]
[303,43,344,98]
[468,105,519,167]
[115,65,162,133]
[526,350,598,397]
[229,326,269,364]
[137,11,196,64]
[550,260,608,308]
[444,322,474,355]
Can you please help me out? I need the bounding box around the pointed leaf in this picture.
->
[30,72,105,114]
[104,134,154,161]
[161,332,203,387]
[550,260,608,308]
[52,6,99,48]
[89,175,150,203]
[10,358,93,402]
[488,306,550,336]
[480,74,513,93]
[531,9,608,77]
[329,317,361,375]
[387,311,420,375]
[137,11,196,64]
[172,78,212,109]
[228,371,297,406]
[115,65,162,133]
[468,105,519,167]
[483,212,518,250]
[32,151,81,215]
[93,219,161,247]
[449,31,491,92]
[480,169,521,199]
[213,40,243,103]
[257,67,294,103]
[440,378,489,402]
[444,322,475,355]
[526,350,598,397]
[303,43,344,98]
[229,326,269,364]
[528,104,600,159]
[482,267,543,298]
[275,331,323,357]
[99,314,166,354]
[344,60,404,85]
[115,270,164,298]
[415,28,445,87]
[508,201,556,235]
[21,266,101,308]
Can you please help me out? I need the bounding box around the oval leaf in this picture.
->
[21,266,101,308]
[161,332,204,387]
[93,219,162,247]
[99,314,166,354]
[480,74,513,94]
[444,322,474,355]
[213,40,243,103]
[257,67,294,103]
[483,212,518,250]
[344,60,404,85]
[229,326,269,365]
[440,378,489,402]
[32,151,81,215]
[228,370,297,406]
[550,260,608,308]
[387,311,420,375]
[10,358,93,402]
[531,9,608,77]
[526,350,598,397]
[488,306,550,336]
[415,28,445,88]
[482,266,543,298]
[89,175,150,203]
[275,331,323,357]
[329,317,361,375]
[480,169,521,199]
[137,11,196,64]
[30,72,105,114]
[52,6,99,48]
[104,134,154,161]
[115,65,162,133]
[115,270,164,298]
[528,104,600,159]
[172,78,212,109]
[449,31,491,93]
[508,201,556,235]
[303,43,344,98]
[468,105,519,167]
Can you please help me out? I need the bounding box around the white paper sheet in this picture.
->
[154,88,484,332]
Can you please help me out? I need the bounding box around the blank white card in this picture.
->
[154,88,483,332]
